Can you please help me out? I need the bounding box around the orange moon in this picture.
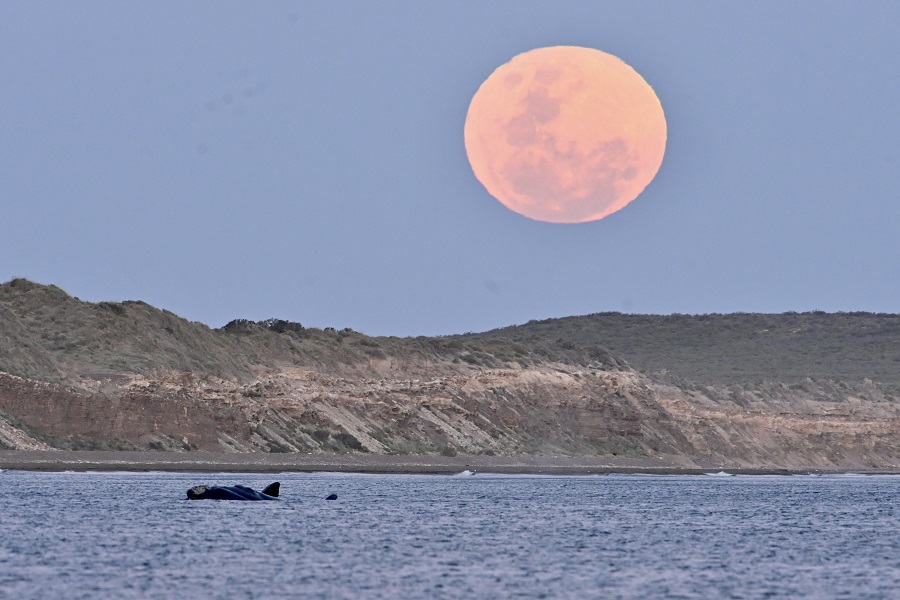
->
[464,46,667,223]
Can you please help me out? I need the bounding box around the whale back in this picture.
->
[186,482,280,500]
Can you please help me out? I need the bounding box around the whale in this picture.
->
[186,482,280,501]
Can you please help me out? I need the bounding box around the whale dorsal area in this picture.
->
[186,482,281,501]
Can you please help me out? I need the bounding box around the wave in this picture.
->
[452,470,477,477]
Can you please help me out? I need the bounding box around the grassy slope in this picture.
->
[0,279,621,384]
[472,312,900,385]
[2,278,899,386]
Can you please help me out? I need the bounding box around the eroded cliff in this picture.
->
[1,279,899,469]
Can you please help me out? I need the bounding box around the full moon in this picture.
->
[464,46,667,224]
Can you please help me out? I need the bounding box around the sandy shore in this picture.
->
[3,450,895,475]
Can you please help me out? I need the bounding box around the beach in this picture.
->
[3,450,894,475]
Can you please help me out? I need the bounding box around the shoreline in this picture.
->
[2,450,898,476]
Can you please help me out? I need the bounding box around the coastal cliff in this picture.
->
[1,278,899,469]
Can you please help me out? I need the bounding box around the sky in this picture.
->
[2,2,899,337]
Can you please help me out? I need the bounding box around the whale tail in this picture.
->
[262,482,280,497]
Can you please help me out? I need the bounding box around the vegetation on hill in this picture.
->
[2,278,898,386]
[0,279,620,383]
[472,312,900,385]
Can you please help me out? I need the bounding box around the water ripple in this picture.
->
[0,472,898,598]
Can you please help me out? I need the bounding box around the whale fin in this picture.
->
[262,482,280,497]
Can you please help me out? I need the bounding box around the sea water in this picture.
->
[1,470,898,598]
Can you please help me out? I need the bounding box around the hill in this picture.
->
[0,278,621,383]
[473,311,900,385]
[1,279,899,470]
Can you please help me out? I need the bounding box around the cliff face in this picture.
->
[1,279,899,469]
[2,363,899,469]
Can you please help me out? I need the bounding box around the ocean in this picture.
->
[1,470,898,598]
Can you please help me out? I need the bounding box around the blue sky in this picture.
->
[2,2,899,336]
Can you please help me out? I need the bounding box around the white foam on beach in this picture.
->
[704,471,734,477]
